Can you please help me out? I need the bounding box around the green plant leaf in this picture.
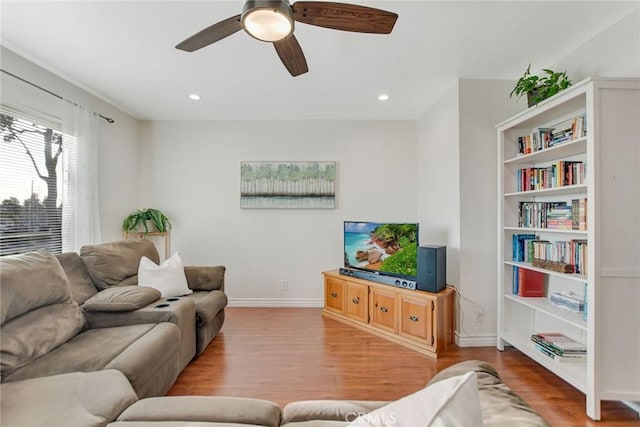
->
[122,208,170,233]
[511,65,572,105]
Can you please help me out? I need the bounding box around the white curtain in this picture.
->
[62,101,102,251]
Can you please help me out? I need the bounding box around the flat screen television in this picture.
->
[343,221,419,280]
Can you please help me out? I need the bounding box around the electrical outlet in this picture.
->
[281,280,289,292]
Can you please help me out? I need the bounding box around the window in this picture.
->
[0,108,76,256]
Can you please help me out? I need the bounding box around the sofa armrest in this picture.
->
[112,396,281,427]
[428,360,551,427]
[84,297,195,330]
[427,360,501,386]
[85,297,197,371]
[184,265,225,292]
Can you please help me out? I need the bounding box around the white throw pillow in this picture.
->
[137,252,193,297]
[347,371,483,427]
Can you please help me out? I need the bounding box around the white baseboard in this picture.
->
[228,298,324,308]
[455,332,497,347]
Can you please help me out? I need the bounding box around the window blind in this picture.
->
[0,106,76,256]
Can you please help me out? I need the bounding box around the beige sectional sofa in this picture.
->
[1,241,550,426]
[1,360,550,426]
[76,239,227,357]
[0,239,227,400]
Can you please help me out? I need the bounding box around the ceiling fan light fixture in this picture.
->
[242,0,294,42]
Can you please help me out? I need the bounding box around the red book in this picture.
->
[518,269,546,297]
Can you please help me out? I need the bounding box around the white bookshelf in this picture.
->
[496,78,640,420]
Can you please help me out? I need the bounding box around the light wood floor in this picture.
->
[168,308,639,426]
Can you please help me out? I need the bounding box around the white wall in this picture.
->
[1,47,140,243]
[458,80,524,342]
[416,83,460,285]
[139,120,417,305]
[416,80,521,346]
[552,9,640,80]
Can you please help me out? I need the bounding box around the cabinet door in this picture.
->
[325,277,345,314]
[345,282,368,323]
[370,287,397,332]
[400,296,434,347]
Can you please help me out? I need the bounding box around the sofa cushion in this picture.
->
[282,401,389,426]
[56,252,99,305]
[3,321,182,398]
[347,372,482,427]
[1,249,76,324]
[3,323,157,382]
[113,396,282,427]
[138,252,192,297]
[105,322,182,398]
[0,250,86,380]
[0,370,137,427]
[184,265,226,291]
[80,239,160,290]
[428,360,550,427]
[83,286,161,312]
[185,290,228,326]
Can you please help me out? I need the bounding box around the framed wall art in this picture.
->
[240,161,336,209]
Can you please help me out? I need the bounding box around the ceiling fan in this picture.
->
[175,0,398,77]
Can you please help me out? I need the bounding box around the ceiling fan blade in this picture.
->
[273,35,309,77]
[292,2,397,34]
[176,14,242,52]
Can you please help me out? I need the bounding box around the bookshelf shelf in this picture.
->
[501,331,587,393]
[497,78,640,420]
[504,137,587,165]
[504,294,587,330]
[504,261,587,283]
[504,184,587,198]
[504,226,588,236]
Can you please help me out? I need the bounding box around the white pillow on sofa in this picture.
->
[137,252,193,297]
[347,371,482,427]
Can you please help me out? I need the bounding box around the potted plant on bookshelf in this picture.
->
[122,208,171,234]
[510,64,572,107]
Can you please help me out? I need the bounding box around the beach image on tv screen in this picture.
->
[344,222,418,277]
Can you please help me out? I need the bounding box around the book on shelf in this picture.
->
[571,199,580,230]
[517,268,545,297]
[528,239,587,275]
[517,198,586,230]
[516,161,585,192]
[578,197,587,230]
[532,332,587,354]
[583,283,588,321]
[512,233,537,262]
[533,343,587,363]
[515,114,587,155]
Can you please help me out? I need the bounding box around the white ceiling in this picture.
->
[1,1,638,121]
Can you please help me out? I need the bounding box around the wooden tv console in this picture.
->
[322,270,455,358]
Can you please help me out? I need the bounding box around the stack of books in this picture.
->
[514,113,587,155]
[531,332,587,363]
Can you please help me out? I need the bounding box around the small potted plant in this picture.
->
[511,65,572,107]
[123,208,171,234]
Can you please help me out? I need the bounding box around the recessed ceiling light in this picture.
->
[189,94,201,101]
[378,94,389,101]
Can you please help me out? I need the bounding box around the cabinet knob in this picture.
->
[331,292,338,298]
[409,315,419,322]
[352,297,360,304]
[380,306,388,313]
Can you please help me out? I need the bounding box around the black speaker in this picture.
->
[417,245,446,293]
